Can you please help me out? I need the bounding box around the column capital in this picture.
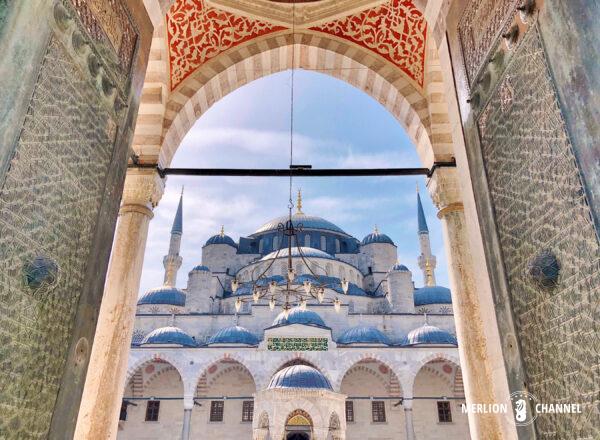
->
[183,395,194,410]
[427,167,463,217]
[121,168,164,210]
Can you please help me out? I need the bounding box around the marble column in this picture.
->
[74,169,164,440]
[181,408,192,440]
[403,400,415,440]
[428,168,503,439]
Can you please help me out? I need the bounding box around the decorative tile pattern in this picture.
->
[458,0,519,85]
[0,37,116,438]
[478,28,600,438]
[167,0,286,90]
[70,0,138,71]
[311,0,427,87]
[267,337,328,351]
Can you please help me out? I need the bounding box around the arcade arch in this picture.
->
[80,2,514,439]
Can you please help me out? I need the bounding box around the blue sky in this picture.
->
[138,70,448,294]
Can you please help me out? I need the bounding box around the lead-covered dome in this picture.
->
[138,286,186,306]
[141,326,197,347]
[405,324,457,346]
[207,326,259,345]
[361,230,395,245]
[268,365,332,390]
[272,307,327,328]
[205,233,237,247]
[390,263,410,272]
[261,246,334,261]
[254,213,348,236]
[414,286,452,306]
[337,326,390,345]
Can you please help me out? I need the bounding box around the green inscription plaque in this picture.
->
[267,337,328,351]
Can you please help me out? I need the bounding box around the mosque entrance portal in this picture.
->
[286,433,310,440]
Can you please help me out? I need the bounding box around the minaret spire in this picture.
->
[163,189,184,286]
[416,184,436,286]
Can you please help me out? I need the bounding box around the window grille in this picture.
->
[437,401,452,422]
[345,401,354,422]
[210,401,224,422]
[145,401,160,421]
[242,401,254,422]
[371,401,386,422]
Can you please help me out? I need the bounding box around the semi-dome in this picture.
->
[391,263,410,272]
[253,212,348,236]
[337,326,390,345]
[138,286,186,307]
[405,324,457,346]
[261,246,334,261]
[414,286,452,306]
[207,326,259,345]
[205,233,237,247]
[268,365,332,390]
[141,326,197,347]
[191,265,210,272]
[272,307,327,328]
[361,229,395,245]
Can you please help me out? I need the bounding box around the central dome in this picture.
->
[268,365,332,390]
[253,212,348,236]
[261,246,334,261]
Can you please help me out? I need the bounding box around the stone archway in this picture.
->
[285,409,313,439]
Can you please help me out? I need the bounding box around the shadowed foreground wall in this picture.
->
[447,0,600,438]
[0,1,151,438]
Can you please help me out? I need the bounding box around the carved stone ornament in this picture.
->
[121,169,164,208]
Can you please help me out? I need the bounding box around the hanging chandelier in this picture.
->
[230,191,349,316]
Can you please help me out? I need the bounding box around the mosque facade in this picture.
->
[118,192,469,440]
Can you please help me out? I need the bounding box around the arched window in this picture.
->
[335,239,341,253]
[258,239,264,254]
[304,234,311,247]
[320,236,326,251]
[273,235,279,250]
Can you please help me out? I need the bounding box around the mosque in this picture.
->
[118,191,469,440]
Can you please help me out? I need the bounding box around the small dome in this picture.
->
[261,246,334,261]
[337,326,390,345]
[361,230,395,246]
[268,365,332,390]
[414,286,452,306]
[138,286,186,306]
[254,213,348,236]
[205,233,237,247]
[405,324,457,346]
[273,307,326,328]
[141,326,196,347]
[208,326,259,345]
[391,263,410,272]
[191,265,210,272]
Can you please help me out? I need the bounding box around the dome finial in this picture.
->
[374,224,379,234]
[296,188,303,214]
[220,225,225,237]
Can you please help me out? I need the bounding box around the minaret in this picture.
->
[417,186,437,286]
[163,189,183,286]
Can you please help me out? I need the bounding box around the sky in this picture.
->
[138,70,449,294]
